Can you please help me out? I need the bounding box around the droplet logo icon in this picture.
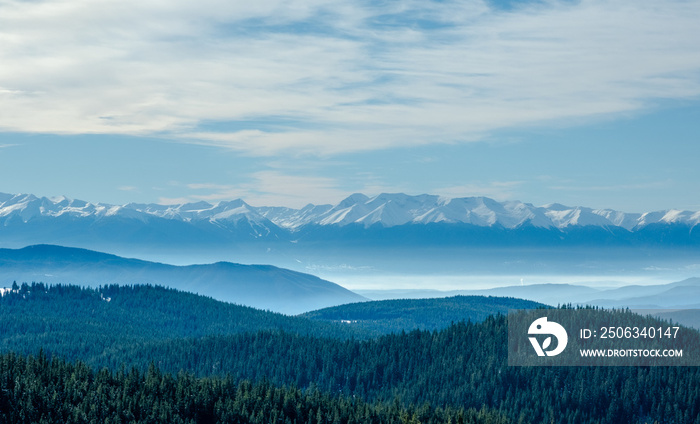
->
[528,317,568,357]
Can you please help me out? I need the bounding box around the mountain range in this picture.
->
[358,278,700,329]
[1,192,699,255]
[360,278,700,308]
[2,191,699,231]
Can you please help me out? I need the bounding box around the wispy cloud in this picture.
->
[1,0,699,155]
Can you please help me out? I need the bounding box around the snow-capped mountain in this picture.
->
[0,192,282,240]
[1,191,699,232]
[298,194,552,229]
[267,193,698,231]
[293,193,700,230]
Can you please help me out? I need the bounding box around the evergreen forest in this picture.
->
[1,283,699,423]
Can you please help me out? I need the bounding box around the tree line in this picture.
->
[0,351,508,424]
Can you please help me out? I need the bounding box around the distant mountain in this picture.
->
[301,295,546,335]
[354,279,700,331]
[583,278,700,309]
[0,245,366,314]
[1,192,699,251]
[359,278,700,311]
[358,284,603,306]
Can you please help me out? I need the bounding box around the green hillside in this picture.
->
[0,283,363,363]
[99,315,700,424]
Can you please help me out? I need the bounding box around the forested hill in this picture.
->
[0,284,535,363]
[49,316,700,424]
[301,295,545,335]
[0,283,365,362]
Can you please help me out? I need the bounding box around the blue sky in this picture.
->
[1,0,699,211]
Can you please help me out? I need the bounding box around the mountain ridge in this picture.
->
[357,278,700,311]
[2,192,699,257]
[2,191,699,231]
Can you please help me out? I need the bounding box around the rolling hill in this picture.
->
[0,283,543,365]
[360,278,700,309]
[301,295,546,335]
[0,244,366,314]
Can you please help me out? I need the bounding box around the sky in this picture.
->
[1,0,699,212]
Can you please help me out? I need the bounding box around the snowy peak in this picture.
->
[121,198,269,225]
[433,197,539,228]
[0,193,103,222]
[591,209,642,229]
[543,206,615,228]
[307,193,444,227]
[338,193,370,208]
[256,204,334,229]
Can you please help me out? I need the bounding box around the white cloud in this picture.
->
[1,0,699,155]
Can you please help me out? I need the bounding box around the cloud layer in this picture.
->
[1,0,699,155]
